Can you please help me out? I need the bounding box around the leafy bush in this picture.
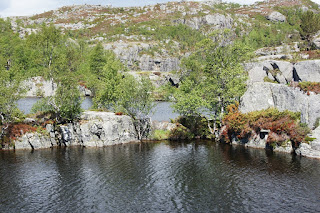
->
[174,116,212,139]
[168,125,194,141]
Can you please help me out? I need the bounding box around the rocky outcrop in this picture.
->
[174,13,233,31]
[57,111,138,147]
[240,82,320,129]
[266,11,286,22]
[247,59,320,84]
[296,126,320,159]
[13,111,138,150]
[104,42,181,73]
[247,60,293,84]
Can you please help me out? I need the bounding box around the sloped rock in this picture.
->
[23,76,92,97]
[293,60,320,82]
[152,121,177,131]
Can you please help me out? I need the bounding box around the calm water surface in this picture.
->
[17,97,93,114]
[0,141,319,213]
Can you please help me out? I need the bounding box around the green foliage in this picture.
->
[152,129,170,140]
[0,66,24,138]
[54,77,83,122]
[174,32,251,124]
[305,136,316,142]
[168,125,194,141]
[115,75,154,120]
[263,76,278,83]
[243,22,296,49]
[173,79,206,117]
[300,10,320,41]
[91,50,124,109]
[153,82,178,101]
[174,116,212,139]
[31,76,83,123]
[89,42,107,75]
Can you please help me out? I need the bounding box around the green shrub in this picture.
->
[168,125,194,141]
[152,129,170,140]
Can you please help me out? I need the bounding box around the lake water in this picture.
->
[17,98,179,122]
[0,141,319,212]
[17,97,93,114]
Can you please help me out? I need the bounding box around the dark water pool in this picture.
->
[0,141,319,213]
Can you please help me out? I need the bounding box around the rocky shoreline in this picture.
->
[13,111,139,150]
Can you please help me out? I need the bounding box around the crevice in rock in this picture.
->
[293,67,301,82]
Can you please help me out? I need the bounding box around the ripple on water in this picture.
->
[0,142,320,213]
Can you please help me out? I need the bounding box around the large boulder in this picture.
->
[78,111,138,147]
[293,60,320,82]
[266,11,286,22]
[240,82,320,129]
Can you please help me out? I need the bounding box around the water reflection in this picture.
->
[0,141,319,212]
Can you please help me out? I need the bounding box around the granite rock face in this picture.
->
[230,132,293,154]
[14,133,53,150]
[240,82,320,129]
[293,60,320,82]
